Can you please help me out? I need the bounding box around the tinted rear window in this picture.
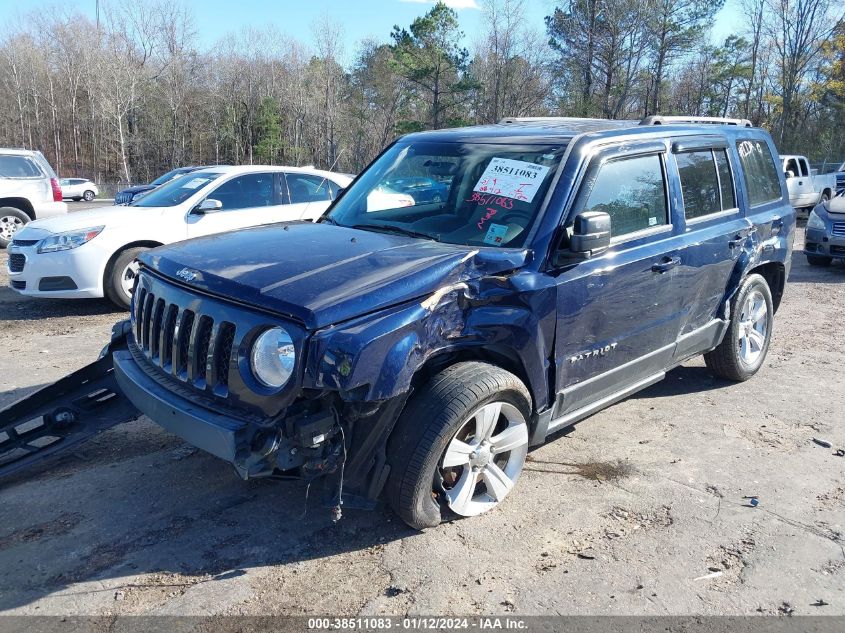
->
[0,155,42,178]
[736,140,781,206]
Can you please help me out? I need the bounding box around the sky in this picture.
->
[1,0,744,65]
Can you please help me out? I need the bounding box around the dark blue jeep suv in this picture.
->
[0,116,794,529]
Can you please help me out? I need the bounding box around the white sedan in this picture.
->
[59,178,99,202]
[8,165,351,308]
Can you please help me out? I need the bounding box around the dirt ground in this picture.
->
[0,213,843,617]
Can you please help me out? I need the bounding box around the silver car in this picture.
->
[59,178,99,202]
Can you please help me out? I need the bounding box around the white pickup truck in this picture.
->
[780,154,837,211]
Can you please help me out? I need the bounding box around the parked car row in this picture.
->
[7,165,352,308]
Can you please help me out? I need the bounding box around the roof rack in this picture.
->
[640,115,753,127]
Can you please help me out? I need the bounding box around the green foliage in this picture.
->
[254,97,282,164]
[389,2,479,128]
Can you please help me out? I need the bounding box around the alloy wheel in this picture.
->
[0,215,23,241]
[438,401,528,517]
[738,289,769,366]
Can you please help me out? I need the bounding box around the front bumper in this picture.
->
[804,227,845,259]
[7,242,107,298]
[113,349,246,463]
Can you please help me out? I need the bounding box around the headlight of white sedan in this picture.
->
[250,327,296,388]
[806,210,826,231]
[37,226,104,253]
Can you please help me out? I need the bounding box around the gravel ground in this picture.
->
[0,220,843,617]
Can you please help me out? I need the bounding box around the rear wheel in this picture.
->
[705,273,773,382]
[104,247,147,310]
[83,190,95,202]
[807,254,832,267]
[386,362,531,530]
[0,207,29,248]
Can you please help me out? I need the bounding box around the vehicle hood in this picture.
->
[141,221,529,329]
[17,205,165,236]
[119,185,155,195]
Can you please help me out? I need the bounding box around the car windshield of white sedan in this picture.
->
[325,141,566,247]
[132,172,221,207]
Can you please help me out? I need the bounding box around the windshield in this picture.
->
[132,172,222,208]
[151,168,191,187]
[326,141,566,247]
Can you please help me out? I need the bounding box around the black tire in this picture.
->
[385,362,532,530]
[104,247,147,310]
[704,273,773,382]
[807,254,832,267]
[0,207,30,248]
[83,190,95,201]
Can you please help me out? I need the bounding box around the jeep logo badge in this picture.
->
[176,268,198,282]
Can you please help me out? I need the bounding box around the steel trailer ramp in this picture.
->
[0,328,140,482]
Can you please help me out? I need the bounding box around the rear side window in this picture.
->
[736,140,781,206]
[581,154,668,238]
[0,155,42,178]
[286,173,334,204]
[676,149,736,219]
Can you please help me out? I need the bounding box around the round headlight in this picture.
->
[250,327,295,388]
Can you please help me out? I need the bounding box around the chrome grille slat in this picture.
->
[160,304,178,369]
[193,317,214,385]
[175,310,195,380]
[131,273,288,403]
[831,222,845,237]
[150,299,165,360]
[141,293,155,350]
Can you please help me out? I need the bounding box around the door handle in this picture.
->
[798,181,803,185]
[652,256,681,273]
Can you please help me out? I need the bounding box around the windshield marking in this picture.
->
[473,157,551,202]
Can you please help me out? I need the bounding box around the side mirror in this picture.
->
[570,211,611,258]
[193,198,222,214]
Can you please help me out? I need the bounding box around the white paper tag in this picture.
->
[183,178,208,190]
[473,158,551,203]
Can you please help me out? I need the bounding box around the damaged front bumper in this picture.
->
[0,320,403,513]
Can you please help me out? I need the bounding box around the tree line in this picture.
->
[0,0,843,187]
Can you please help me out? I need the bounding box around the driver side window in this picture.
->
[581,154,668,238]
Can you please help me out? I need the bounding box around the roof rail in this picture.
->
[499,116,610,125]
[640,115,753,128]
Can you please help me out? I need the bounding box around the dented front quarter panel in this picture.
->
[304,256,557,415]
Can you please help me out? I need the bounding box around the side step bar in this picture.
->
[0,321,140,481]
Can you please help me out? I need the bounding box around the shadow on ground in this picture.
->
[0,428,415,611]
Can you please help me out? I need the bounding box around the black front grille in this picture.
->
[132,286,235,395]
[11,239,38,247]
[8,253,25,273]
[831,245,845,256]
[10,280,25,290]
[832,222,845,237]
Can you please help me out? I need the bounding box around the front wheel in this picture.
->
[385,362,532,530]
[704,273,773,382]
[0,207,30,248]
[104,247,147,309]
[807,254,832,267]
[83,190,95,202]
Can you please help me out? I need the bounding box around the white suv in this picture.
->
[0,149,68,247]
[8,165,351,308]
